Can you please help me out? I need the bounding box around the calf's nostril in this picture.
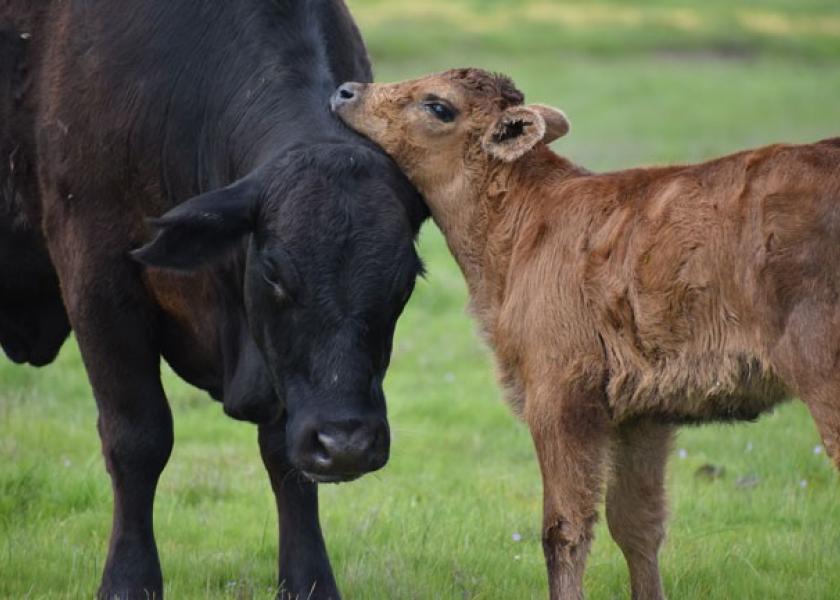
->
[339,88,354,100]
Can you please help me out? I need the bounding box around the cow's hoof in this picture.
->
[278,580,340,600]
[97,585,163,600]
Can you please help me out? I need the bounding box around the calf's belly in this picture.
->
[607,353,791,425]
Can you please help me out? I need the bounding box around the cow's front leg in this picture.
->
[525,377,611,600]
[259,421,339,600]
[95,378,172,600]
[47,224,173,600]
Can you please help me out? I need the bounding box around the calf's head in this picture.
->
[331,69,569,214]
[133,146,423,482]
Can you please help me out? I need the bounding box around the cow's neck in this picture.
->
[158,0,369,197]
[423,145,581,338]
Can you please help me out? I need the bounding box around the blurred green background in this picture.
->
[3,1,840,598]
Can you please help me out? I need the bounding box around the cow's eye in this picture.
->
[424,101,456,123]
[263,274,288,303]
[260,252,299,305]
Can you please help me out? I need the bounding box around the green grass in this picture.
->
[352,0,840,61]
[3,1,840,598]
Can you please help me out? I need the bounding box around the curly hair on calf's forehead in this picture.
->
[444,68,525,109]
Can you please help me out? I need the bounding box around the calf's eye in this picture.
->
[424,102,456,123]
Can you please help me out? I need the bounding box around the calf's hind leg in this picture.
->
[526,378,611,600]
[801,379,840,470]
[606,421,673,600]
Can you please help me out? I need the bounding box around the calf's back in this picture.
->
[500,141,840,423]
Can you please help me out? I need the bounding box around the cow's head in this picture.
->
[331,68,568,222]
[132,146,423,483]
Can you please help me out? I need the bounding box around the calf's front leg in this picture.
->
[258,421,339,600]
[526,378,611,600]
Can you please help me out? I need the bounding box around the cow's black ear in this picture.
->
[131,178,260,271]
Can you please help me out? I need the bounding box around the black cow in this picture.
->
[1,1,427,598]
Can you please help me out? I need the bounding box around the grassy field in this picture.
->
[3,1,840,598]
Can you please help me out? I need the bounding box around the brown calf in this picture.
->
[332,69,840,599]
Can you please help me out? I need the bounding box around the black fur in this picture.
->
[1,1,427,598]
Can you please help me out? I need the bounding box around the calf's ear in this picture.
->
[481,104,570,162]
[532,104,571,144]
[131,178,260,271]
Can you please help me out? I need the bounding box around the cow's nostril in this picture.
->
[297,417,389,478]
[312,431,333,467]
[339,88,354,100]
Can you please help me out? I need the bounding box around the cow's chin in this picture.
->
[300,471,363,484]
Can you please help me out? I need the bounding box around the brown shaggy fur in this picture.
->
[334,68,840,600]
[446,68,525,109]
